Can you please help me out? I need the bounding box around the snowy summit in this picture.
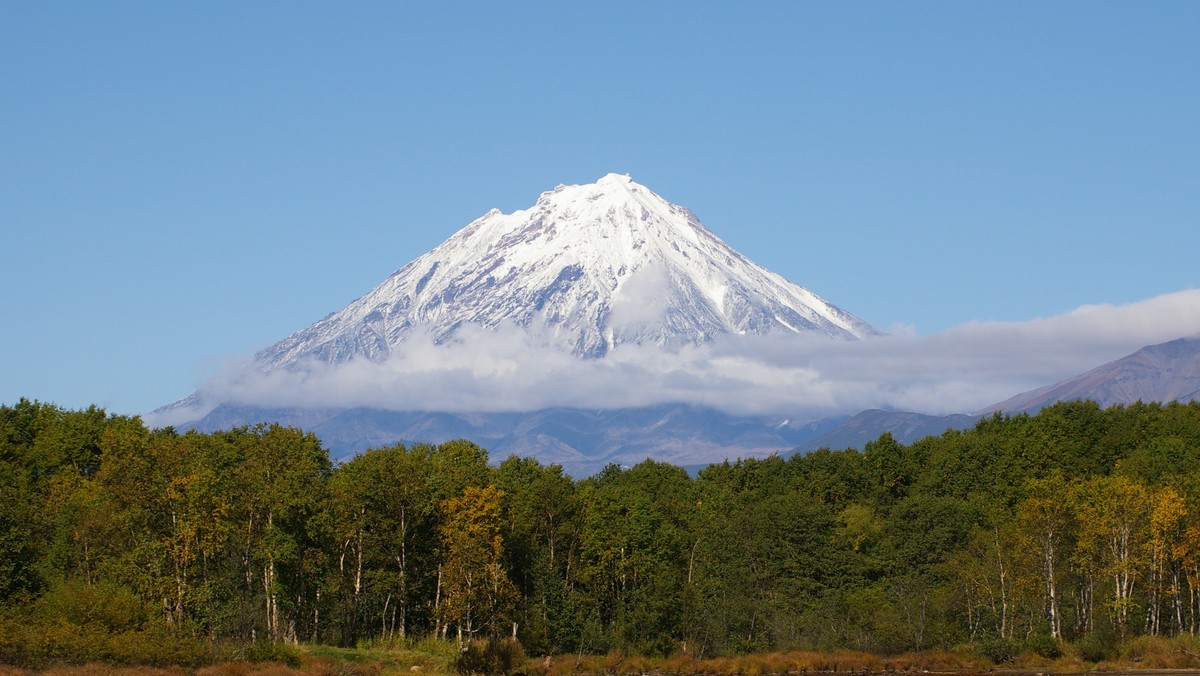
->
[257,173,876,368]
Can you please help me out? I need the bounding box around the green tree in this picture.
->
[328,442,439,645]
[231,424,331,643]
[494,455,577,654]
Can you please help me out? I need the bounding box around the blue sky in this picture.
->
[2,2,1198,416]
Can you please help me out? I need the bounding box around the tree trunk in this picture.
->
[1046,537,1061,639]
[382,594,390,640]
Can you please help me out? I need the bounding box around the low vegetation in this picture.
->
[5,398,1200,672]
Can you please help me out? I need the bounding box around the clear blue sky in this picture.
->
[2,2,1198,415]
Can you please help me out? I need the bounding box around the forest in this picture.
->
[4,397,1200,669]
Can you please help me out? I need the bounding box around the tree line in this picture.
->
[4,397,1200,663]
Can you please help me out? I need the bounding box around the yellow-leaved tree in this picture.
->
[1014,472,1074,640]
[1146,485,1187,635]
[437,485,517,645]
[1074,475,1150,635]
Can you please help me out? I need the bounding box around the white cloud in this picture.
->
[153,288,1200,426]
[608,263,671,332]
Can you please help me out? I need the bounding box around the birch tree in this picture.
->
[438,485,516,644]
[1075,475,1150,635]
[1015,473,1073,639]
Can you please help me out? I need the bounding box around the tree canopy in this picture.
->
[5,397,1200,664]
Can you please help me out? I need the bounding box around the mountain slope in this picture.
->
[796,409,979,453]
[183,403,844,477]
[981,335,1200,414]
[256,173,876,367]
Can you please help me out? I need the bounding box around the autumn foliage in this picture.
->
[6,398,1200,669]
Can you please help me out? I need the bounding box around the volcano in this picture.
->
[255,173,875,369]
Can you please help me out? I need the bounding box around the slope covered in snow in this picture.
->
[257,173,876,368]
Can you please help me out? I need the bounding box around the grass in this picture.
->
[0,640,453,676]
[298,639,455,676]
[8,636,1200,676]
[525,641,1200,675]
[531,649,996,676]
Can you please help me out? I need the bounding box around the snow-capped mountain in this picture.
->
[257,173,875,368]
[151,173,882,469]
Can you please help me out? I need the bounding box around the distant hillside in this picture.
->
[796,409,978,452]
[185,403,849,477]
[982,335,1200,414]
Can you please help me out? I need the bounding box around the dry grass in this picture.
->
[890,648,988,672]
[0,659,385,676]
[1115,634,1200,669]
[680,635,1200,675]
[33,667,189,676]
[16,637,1200,676]
[195,663,305,676]
[531,648,998,675]
[298,642,444,675]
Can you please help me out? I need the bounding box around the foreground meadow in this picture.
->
[8,635,1200,676]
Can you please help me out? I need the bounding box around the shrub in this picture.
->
[0,617,28,665]
[1075,632,1115,663]
[454,638,526,676]
[105,627,206,667]
[1025,633,1061,659]
[978,637,1020,664]
[35,580,148,633]
[243,642,302,668]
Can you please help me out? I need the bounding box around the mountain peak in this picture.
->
[531,173,676,225]
[595,172,633,186]
[255,176,876,367]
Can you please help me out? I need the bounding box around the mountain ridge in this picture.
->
[980,335,1200,414]
[182,402,846,477]
[796,409,979,453]
[790,334,1200,456]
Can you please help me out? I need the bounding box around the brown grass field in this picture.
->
[6,636,1200,676]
